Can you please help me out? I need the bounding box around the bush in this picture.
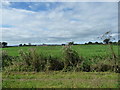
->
[62,45,83,71]
[19,48,64,72]
[46,56,64,71]
[19,48,47,72]
[1,50,13,68]
[90,59,117,72]
[80,59,92,72]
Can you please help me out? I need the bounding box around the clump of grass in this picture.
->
[80,59,92,72]
[1,50,13,68]
[62,45,83,71]
[91,60,113,72]
[19,48,64,72]
[45,56,64,71]
[19,48,47,72]
[90,58,120,73]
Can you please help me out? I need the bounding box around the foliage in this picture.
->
[103,39,110,44]
[19,48,47,72]
[1,45,119,72]
[63,45,83,71]
[19,44,22,46]
[68,42,74,45]
[100,31,115,44]
[46,56,64,71]
[1,50,13,68]
[0,42,7,48]
[88,41,93,44]
[19,48,64,72]
[99,31,118,72]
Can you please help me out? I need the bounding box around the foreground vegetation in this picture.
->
[2,72,119,88]
[1,45,119,72]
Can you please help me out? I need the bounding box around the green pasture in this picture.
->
[1,45,118,60]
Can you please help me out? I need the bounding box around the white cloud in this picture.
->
[1,1,11,7]
[1,2,118,45]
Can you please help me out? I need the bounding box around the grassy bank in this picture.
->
[2,72,119,88]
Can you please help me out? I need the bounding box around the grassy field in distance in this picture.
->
[1,45,118,60]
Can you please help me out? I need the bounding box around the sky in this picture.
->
[1,1,118,45]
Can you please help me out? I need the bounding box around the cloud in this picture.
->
[1,2,118,45]
[1,1,11,7]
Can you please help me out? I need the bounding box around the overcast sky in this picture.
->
[1,1,118,45]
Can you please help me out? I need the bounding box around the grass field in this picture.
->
[2,72,119,88]
[1,45,118,60]
[1,45,119,88]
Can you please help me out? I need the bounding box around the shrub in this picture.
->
[46,56,64,71]
[1,50,13,68]
[90,59,117,72]
[19,48,64,72]
[62,45,83,71]
[19,48,47,72]
[80,59,92,72]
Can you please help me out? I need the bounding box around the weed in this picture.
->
[1,50,13,68]
[62,45,83,71]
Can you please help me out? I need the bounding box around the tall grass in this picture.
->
[19,48,64,72]
[19,48,47,72]
[62,45,83,71]
[1,50,13,68]
[2,45,119,73]
[46,56,64,71]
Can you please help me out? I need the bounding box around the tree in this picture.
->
[23,44,26,46]
[103,38,110,44]
[19,44,22,46]
[2,42,7,47]
[68,42,74,45]
[95,42,99,44]
[85,43,88,45]
[88,41,92,44]
[62,44,65,46]
[100,31,115,44]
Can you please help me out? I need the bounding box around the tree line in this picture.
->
[0,40,120,48]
